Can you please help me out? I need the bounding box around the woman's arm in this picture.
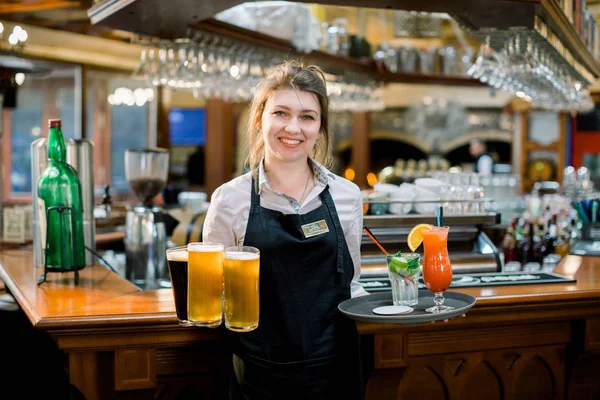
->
[202,185,236,248]
[347,185,369,298]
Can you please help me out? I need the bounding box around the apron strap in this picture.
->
[249,175,345,274]
[321,186,345,274]
[250,175,261,216]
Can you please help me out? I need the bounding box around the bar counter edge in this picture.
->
[1,248,599,400]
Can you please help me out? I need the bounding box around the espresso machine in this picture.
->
[124,148,171,289]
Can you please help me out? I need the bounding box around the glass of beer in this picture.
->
[166,246,190,326]
[223,246,260,332]
[187,242,224,327]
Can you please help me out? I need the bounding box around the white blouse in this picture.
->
[203,159,367,298]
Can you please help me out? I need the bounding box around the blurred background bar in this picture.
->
[0,0,599,398]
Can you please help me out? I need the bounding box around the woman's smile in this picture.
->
[261,89,321,166]
[278,137,304,147]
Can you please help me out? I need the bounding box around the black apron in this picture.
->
[230,177,362,400]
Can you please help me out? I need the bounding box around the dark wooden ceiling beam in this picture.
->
[86,0,539,39]
[0,14,132,42]
[0,1,82,14]
[88,0,245,38]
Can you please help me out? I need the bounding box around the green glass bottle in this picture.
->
[37,119,86,271]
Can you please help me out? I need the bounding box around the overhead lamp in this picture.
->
[108,86,155,107]
[15,72,25,86]
[0,24,28,52]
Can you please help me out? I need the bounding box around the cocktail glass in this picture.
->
[386,253,420,306]
[422,226,454,313]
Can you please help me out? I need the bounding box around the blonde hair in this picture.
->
[246,60,332,176]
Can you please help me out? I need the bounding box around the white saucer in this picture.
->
[372,305,414,315]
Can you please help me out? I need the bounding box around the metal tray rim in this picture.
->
[339,291,477,324]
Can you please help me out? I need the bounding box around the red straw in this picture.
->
[363,226,388,256]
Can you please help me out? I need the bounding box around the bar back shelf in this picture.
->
[360,203,502,280]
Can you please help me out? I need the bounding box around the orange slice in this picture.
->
[407,223,434,252]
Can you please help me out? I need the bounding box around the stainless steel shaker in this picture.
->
[124,205,168,289]
[66,139,96,266]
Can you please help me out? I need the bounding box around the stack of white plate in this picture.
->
[413,178,443,214]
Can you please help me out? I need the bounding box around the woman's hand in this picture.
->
[431,314,466,324]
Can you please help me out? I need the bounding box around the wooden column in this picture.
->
[91,77,111,186]
[69,351,115,400]
[205,98,234,197]
[519,111,529,193]
[351,112,370,189]
[156,86,170,150]
[557,112,567,185]
[75,65,88,139]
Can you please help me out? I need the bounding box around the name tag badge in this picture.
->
[301,219,329,238]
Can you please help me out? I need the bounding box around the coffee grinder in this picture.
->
[124,148,171,289]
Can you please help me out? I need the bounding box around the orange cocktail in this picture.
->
[422,226,454,313]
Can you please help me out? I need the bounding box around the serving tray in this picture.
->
[339,291,476,324]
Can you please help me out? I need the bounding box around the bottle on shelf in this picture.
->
[568,218,580,248]
[533,223,547,263]
[37,119,86,270]
[517,221,534,266]
[554,222,571,258]
[515,218,523,243]
[502,217,518,263]
[544,214,558,256]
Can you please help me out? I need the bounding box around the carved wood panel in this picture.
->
[459,360,502,400]
[155,345,231,400]
[567,351,600,400]
[114,348,157,391]
[374,333,407,369]
[585,317,600,351]
[365,345,565,400]
[68,351,115,400]
[407,322,571,357]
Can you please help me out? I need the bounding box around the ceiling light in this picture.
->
[8,33,18,46]
[15,73,25,85]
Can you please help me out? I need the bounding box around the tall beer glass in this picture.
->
[224,246,260,332]
[166,246,190,326]
[187,242,224,327]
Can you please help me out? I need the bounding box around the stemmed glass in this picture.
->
[130,30,385,111]
[467,36,499,82]
[422,226,454,313]
[466,29,595,112]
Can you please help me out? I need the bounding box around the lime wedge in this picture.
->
[389,256,419,276]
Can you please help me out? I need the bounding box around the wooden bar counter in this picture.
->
[1,249,599,400]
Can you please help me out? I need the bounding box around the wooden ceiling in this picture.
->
[0,0,132,40]
[0,1,473,48]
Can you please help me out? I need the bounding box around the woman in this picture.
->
[203,60,367,399]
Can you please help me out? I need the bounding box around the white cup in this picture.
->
[178,192,208,211]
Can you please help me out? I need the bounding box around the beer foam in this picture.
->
[187,243,224,252]
[167,250,188,262]
[225,251,260,261]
